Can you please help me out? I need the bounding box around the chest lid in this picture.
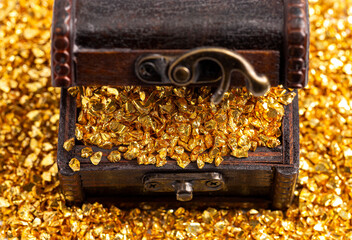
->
[51,0,309,96]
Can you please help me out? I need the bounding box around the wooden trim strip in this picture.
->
[51,0,73,87]
[74,49,280,87]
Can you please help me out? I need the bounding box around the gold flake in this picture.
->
[81,147,93,158]
[215,156,223,167]
[238,135,250,147]
[110,121,127,134]
[40,153,54,167]
[118,146,128,152]
[0,197,10,208]
[24,153,37,168]
[174,146,184,155]
[176,154,190,168]
[146,154,157,165]
[231,148,248,158]
[107,150,121,163]
[69,158,80,172]
[156,155,167,167]
[123,144,139,160]
[279,91,296,105]
[137,154,147,165]
[63,138,75,152]
[197,159,205,169]
[90,152,103,165]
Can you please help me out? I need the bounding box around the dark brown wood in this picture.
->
[57,88,84,205]
[84,197,271,210]
[59,173,84,204]
[74,0,284,50]
[51,0,309,89]
[74,49,280,87]
[51,0,73,87]
[72,146,284,166]
[272,168,298,209]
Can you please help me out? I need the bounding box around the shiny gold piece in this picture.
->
[90,152,102,165]
[69,158,80,172]
[107,150,121,163]
[81,147,93,158]
[197,159,205,169]
[3,1,352,239]
[75,125,84,140]
[146,154,157,165]
[118,146,128,152]
[41,153,55,167]
[110,121,127,134]
[124,143,140,160]
[214,155,224,167]
[156,154,167,167]
[231,148,248,158]
[68,86,79,97]
[63,137,75,152]
[174,146,185,155]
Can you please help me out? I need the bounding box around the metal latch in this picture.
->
[143,172,225,201]
[135,47,270,104]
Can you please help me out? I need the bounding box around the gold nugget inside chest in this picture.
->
[66,86,296,169]
[52,0,309,208]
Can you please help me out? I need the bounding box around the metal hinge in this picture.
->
[143,172,225,202]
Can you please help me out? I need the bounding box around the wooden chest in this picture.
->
[52,0,309,209]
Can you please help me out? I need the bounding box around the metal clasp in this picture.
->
[143,172,225,202]
[135,47,270,104]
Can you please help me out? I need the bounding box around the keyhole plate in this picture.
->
[143,172,225,201]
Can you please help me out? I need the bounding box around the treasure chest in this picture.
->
[52,0,309,209]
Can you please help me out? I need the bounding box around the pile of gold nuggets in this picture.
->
[64,85,295,170]
[1,0,352,239]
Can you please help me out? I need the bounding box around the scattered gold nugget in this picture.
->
[68,86,79,97]
[107,150,121,162]
[214,155,223,167]
[81,147,93,158]
[197,159,205,169]
[231,148,248,158]
[90,151,103,165]
[63,137,75,152]
[69,158,80,172]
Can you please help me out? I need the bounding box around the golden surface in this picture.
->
[107,151,121,163]
[63,138,75,152]
[72,85,293,168]
[0,0,352,239]
[81,147,93,159]
[69,158,80,172]
[90,152,102,166]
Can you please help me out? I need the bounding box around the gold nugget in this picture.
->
[81,147,93,158]
[90,152,103,165]
[69,158,80,172]
[63,138,75,152]
[107,150,121,163]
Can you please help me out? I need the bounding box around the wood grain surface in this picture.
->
[75,0,284,50]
